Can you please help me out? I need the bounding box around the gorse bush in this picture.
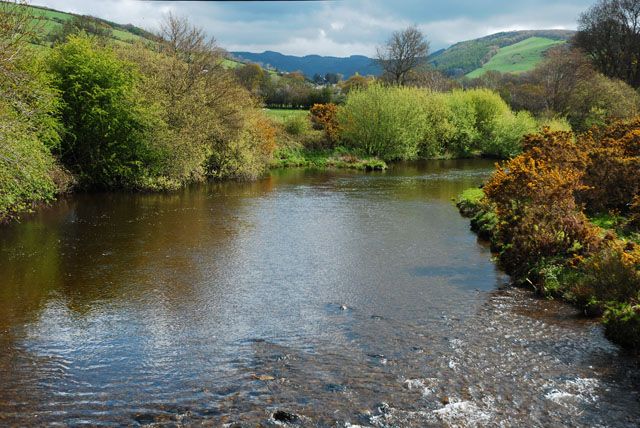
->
[464,118,640,350]
[337,85,541,161]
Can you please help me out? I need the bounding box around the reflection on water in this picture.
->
[0,159,638,426]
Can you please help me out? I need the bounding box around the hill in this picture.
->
[24,4,247,68]
[466,37,565,78]
[231,51,381,78]
[24,4,573,80]
[428,30,575,76]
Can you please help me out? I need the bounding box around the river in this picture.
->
[0,160,638,427]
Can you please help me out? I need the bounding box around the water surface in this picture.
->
[1,160,638,426]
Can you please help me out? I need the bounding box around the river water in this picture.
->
[0,160,638,427]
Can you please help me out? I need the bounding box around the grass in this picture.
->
[222,58,244,69]
[467,37,565,78]
[264,108,309,122]
[272,147,387,171]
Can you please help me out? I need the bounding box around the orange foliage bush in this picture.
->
[310,103,339,144]
[484,129,600,276]
[575,238,640,304]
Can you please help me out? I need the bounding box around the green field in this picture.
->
[467,37,565,78]
[264,108,309,122]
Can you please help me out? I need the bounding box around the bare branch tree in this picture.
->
[376,26,429,85]
[0,0,43,72]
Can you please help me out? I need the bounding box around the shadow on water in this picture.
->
[0,159,638,426]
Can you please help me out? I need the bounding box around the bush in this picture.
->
[578,119,640,213]
[117,15,273,185]
[283,115,308,136]
[337,85,539,160]
[445,90,480,156]
[463,118,640,350]
[0,17,68,222]
[568,74,640,131]
[483,129,600,276]
[0,106,61,221]
[603,303,640,350]
[419,92,454,157]
[48,35,162,188]
[208,114,276,180]
[310,103,339,144]
[481,110,537,158]
[337,84,429,160]
[576,240,640,304]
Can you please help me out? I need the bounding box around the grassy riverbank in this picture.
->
[457,120,640,351]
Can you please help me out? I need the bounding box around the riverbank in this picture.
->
[456,121,640,352]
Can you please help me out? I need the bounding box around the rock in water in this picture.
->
[272,410,300,423]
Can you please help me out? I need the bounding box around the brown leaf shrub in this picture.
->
[310,103,339,145]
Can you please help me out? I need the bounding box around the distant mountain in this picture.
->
[231,51,381,78]
[428,30,576,77]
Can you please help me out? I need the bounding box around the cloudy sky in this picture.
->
[31,0,595,56]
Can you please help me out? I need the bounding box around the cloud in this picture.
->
[30,0,594,57]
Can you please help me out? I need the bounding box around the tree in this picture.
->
[574,0,640,87]
[49,15,113,45]
[0,0,42,72]
[531,46,595,115]
[48,35,160,188]
[404,67,460,91]
[324,72,341,84]
[234,63,267,96]
[376,26,429,85]
[339,73,373,94]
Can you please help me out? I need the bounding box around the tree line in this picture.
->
[0,1,275,221]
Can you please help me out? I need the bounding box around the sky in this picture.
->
[31,0,595,57]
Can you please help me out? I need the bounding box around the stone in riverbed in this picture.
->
[272,410,300,423]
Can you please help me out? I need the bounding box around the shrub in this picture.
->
[568,74,640,131]
[337,84,428,161]
[419,92,454,157]
[48,35,162,188]
[208,113,276,180]
[576,240,640,304]
[579,119,640,213]
[310,103,339,144]
[283,115,308,136]
[466,88,511,140]
[481,110,537,158]
[603,303,640,350]
[444,91,480,157]
[0,14,68,221]
[0,106,61,221]
[484,130,600,276]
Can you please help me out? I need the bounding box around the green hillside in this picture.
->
[24,4,246,68]
[429,30,574,76]
[466,37,565,78]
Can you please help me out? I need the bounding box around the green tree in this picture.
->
[49,15,113,45]
[48,35,160,188]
